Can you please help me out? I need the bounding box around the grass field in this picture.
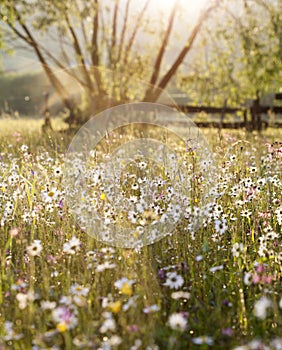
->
[0,118,281,350]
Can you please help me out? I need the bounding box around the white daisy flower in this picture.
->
[143,304,160,314]
[253,296,272,319]
[215,218,228,235]
[63,236,81,255]
[232,242,244,258]
[99,318,116,333]
[243,272,252,286]
[26,240,43,256]
[171,291,191,300]
[41,300,57,310]
[54,167,63,177]
[114,277,135,290]
[52,306,78,330]
[163,272,184,289]
[168,312,187,331]
[69,283,89,297]
[192,336,214,345]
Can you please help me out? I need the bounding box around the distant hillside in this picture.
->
[0,71,56,116]
[2,51,41,73]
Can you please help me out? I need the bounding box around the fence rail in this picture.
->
[2,91,282,130]
[173,94,282,130]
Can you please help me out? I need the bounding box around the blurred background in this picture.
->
[0,0,281,129]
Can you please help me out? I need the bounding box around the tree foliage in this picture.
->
[0,0,222,124]
[180,0,282,107]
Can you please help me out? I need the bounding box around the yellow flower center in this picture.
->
[108,300,122,314]
[56,322,67,333]
[121,282,133,296]
[100,193,106,200]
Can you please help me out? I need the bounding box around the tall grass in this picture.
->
[0,120,281,350]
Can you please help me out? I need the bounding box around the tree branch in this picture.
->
[144,1,178,101]
[39,45,89,88]
[89,0,106,95]
[146,0,222,102]
[91,0,99,66]
[117,0,131,63]
[65,13,93,91]
[74,0,90,51]
[111,0,120,65]
[123,0,151,66]
[8,5,74,112]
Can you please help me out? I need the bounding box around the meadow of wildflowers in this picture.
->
[0,122,281,350]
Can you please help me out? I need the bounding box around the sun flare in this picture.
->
[157,0,210,16]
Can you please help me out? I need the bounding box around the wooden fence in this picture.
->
[172,93,282,131]
[7,90,281,131]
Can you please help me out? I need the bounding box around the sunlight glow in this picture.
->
[157,0,210,16]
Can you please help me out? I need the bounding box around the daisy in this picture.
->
[257,178,266,186]
[114,277,135,296]
[69,283,89,297]
[163,272,184,289]
[168,312,187,331]
[22,212,31,223]
[99,318,116,333]
[3,322,23,341]
[275,206,282,225]
[123,296,138,311]
[195,255,203,262]
[8,173,19,185]
[253,296,272,319]
[4,201,14,216]
[128,210,138,224]
[266,231,278,240]
[270,339,282,349]
[42,189,60,204]
[63,236,81,255]
[16,290,35,310]
[138,161,147,170]
[26,240,43,256]
[96,261,116,272]
[131,183,139,190]
[210,265,224,273]
[143,304,160,314]
[235,200,245,207]
[107,300,122,314]
[52,306,78,331]
[53,167,63,177]
[129,195,138,203]
[59,295,72,306]
[108,335,122,346]
[41,300,56,310]
[20,144,28,152]
[171,291,191,300]
[192,336,214,345]
[241,177,253,188]
[240,209,252,218]
[45,203,54,213]
[232,242,244,258]
[249,166,257,173]
[214,218,228,235]
[243,272,252,286]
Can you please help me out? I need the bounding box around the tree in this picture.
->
[179,0,282,107]
[0,0,223,126]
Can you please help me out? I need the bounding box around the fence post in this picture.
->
[220,99,227,129]
[250,98,261,131]
[243,109,248,131]
[42,92,53,132]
